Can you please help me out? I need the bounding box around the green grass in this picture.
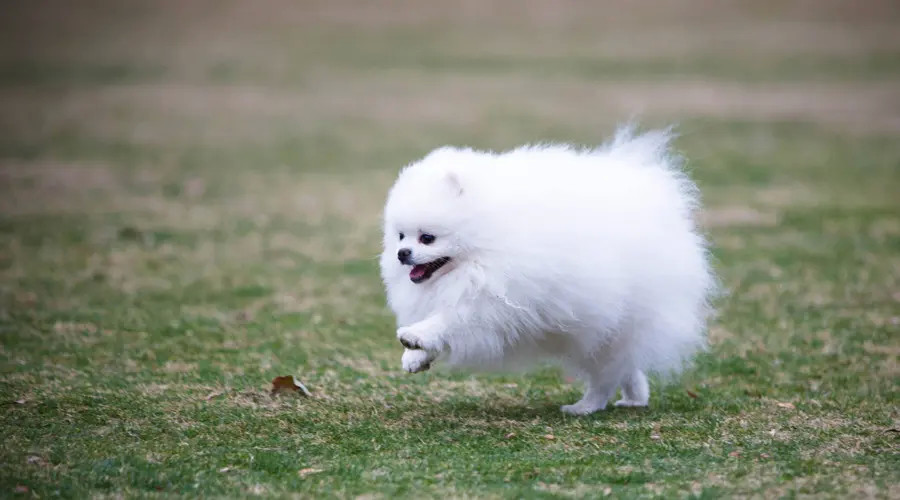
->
[1,1,899,498]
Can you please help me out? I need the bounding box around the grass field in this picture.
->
[1,1,899,497]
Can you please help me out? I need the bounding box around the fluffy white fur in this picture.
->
[379,128,715,415]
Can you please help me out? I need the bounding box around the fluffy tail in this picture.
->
[604,125,679,165]
[602,125,718,378]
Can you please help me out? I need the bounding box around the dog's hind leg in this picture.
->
[614,369,649,407]
[561,360,619,416]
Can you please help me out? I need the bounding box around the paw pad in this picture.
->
[399,337,420,349]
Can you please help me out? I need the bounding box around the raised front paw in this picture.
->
[397,326,424,350]
[401,348,433,373]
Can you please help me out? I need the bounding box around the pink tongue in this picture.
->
[410,265,427,280]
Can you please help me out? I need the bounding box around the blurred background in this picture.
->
[1,0,898,200]
[1,1,899,496]
[1,0,897,294]
[2,1,898,167]
[2,0,897,258]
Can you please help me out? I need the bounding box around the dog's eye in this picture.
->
[419,233,436,245]
[399,232,405,241]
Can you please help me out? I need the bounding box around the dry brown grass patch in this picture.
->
[4,77,899,155]
[0,162,121,215]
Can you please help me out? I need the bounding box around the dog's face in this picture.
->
[382,148,475,285]
[390,228,455,284]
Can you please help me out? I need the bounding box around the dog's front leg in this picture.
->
[400,348,433,373]
[397,313,446,352]
[397,313,447,373]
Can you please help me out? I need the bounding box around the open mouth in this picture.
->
[409,257,451,284]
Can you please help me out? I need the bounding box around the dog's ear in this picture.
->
[444,171,464,197]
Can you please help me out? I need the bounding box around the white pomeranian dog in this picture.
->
[379,127,715,415]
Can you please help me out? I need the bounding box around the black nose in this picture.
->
[397,248,411,262]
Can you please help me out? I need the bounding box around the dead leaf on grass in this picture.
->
[776,401,796,409]
[686,389,699,399]
[505,432,516,439]
[271,375,311,397]
[543,434,555,440]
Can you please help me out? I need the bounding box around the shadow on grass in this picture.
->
[406,394,679,427]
